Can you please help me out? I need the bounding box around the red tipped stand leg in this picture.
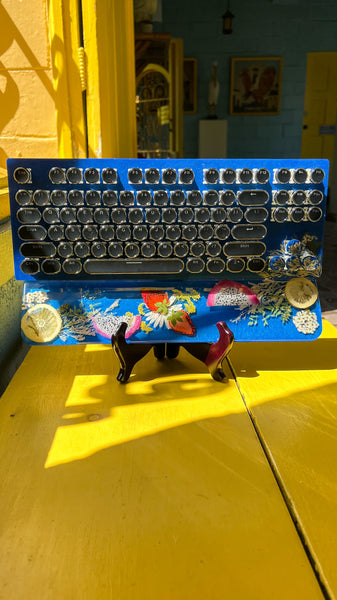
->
[111,321,234,383]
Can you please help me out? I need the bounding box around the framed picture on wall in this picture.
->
[230,56,283,116]
[183,58,197,114]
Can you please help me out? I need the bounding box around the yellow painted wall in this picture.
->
[0,0,58,169]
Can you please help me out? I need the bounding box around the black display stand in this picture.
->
[111,321,234,383]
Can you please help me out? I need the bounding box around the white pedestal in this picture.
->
[198,120,227,158]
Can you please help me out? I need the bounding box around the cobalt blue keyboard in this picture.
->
[8,158,328,284]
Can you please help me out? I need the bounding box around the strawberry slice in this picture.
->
[168,310,196,336]
[141,290,170,313]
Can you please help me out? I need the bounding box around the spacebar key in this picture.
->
[84,258,184,275]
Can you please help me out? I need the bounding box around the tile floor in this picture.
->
[319,218,337,328]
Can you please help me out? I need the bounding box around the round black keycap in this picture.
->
[43,208,59,224]
[125,243,139,259]
[68,190,83,206]
[204,190,218,206]
[308,206,322,222]
[292,190,306,205]
[83,225,98,241]
[65,225,81,241]
[60,208,76,223]
[120,191,134,207]
[215,224,230,240]
[187,191,202,206]
[141,242,156,258]
[49,167,65,184]
[91,242,107,258]
[33,190,49,206]
[150,225,164,241]
[291,207,305,222]
[111,208,126,224]
[182,225,197,240]
[102,167,117,184]
[133,225,148,241]
[74,242,90,257]
[67,167,82,184]
[221,190,236,206]
[204,168,219,184]
[228,207,243,223]
[84,168,99,184]
[222,168,236,184]
[191,242,205,257]
[206,241,221,257]
[162,208,177,224]
[277,168,291,184]
[145,208,160,224]
[294,168,308,184]
[207,259,225,274]
[162,168,177,184]
[227,258,245,272]
[129,208,143,224]
[174,242,188,258]
[158,242,173,258]
[311,168,325,184]
[48,225,64,241]
[94,208,109,224]
[42,259,60,274]
[186,258,204,273]
[20,259,39,275]
[58,242,73,258]
[128,167,142,184]
[86,190,101,206]
[145,168,160,184]
[108,243,123,258]
[50,191,66,206]
[179,168,194,184]
[211,207,226,223]
[154,190,169,206]
[166,225,181,241]
[16,190,31,205]
[309,190,323,205]
[274,190,289,205]
[63,259,82,275]
[239,168,253,184]
[99,225,114,241]
[198,224,214,240]
[195,207,210,223]
[102,191,118,206]
[256,168,270,184]
[247,257,265,272]
[14,167,30,184]
[273,207,288,223]
[77,208,93,224]
[116,225,131,241]
[170,190,185,206]
[137,190,152,206]
[179,207,194,224]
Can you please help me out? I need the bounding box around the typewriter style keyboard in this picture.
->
[8,158,328,284]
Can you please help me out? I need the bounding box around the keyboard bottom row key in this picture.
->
[83,258,184,275]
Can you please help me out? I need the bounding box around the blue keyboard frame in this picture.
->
[8,157,329,345]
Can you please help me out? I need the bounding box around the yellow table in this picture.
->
[0,321,336,599]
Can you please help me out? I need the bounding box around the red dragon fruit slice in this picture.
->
[207,279,259,307]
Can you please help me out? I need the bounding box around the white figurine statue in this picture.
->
[208,60,220,118]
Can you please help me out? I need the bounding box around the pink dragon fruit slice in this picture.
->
[92,314,141,339]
